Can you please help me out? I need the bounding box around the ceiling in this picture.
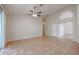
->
[3,4,71,16]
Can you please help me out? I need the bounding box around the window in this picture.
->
[58,10,73,38]
[59,11,73,19]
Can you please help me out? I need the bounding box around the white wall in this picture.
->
[76,5,79,42]
[6,15,42,41]
[45,14,58,37]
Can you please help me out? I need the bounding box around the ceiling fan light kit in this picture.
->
[27,4,43,17]
[33,13,37,17]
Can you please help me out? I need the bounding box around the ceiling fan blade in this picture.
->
[37,15,41,17]
[40,4,44,7]
[30,10,33,13]
[37,11,42,14]
[34,6,37,9]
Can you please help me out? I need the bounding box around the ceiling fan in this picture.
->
[27,4,43,17]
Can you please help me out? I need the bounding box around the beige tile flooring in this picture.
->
[0,36,79,55]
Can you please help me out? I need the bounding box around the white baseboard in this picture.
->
[6,35,42,42]
[72,39,79,43]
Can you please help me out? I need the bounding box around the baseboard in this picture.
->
[71,39,79,43]
[46,35,79,43]
[6,36,43,43]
